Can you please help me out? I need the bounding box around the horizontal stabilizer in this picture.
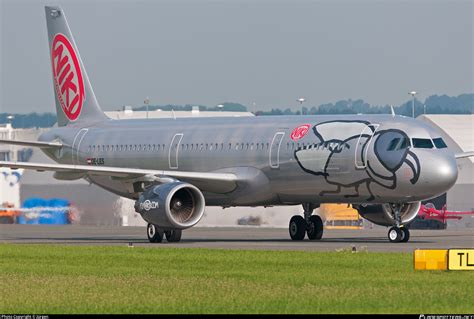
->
[0,139,64,149]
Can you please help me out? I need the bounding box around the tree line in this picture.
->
[1,93,471,128]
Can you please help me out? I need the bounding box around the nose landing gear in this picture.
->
[388,226,410,243]
[289,203,323,241]
[386,204,411,243]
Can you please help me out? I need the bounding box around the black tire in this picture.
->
[289,215,306,241]
[147,223,163,243]
[400,227,410,243]
[165,229,182,243]
[388,226,402,243]
[307,215,324,240]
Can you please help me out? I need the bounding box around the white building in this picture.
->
[418,114,474,214]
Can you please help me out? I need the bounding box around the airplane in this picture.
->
[0,6,472,243]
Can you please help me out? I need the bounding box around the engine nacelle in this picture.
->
[356,202,421,227]
[134,182,205,230]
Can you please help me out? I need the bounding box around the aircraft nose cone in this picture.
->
[435,156,458,191]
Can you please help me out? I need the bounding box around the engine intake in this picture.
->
[356,202,421,226]
[135,182,205,229]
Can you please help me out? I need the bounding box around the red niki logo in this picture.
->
[51,34,85,121]
[290,124,311,141]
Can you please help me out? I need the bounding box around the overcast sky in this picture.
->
[0,0,472,113]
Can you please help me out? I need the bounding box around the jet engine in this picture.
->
[356,202,421,226]
[134,182,205,229]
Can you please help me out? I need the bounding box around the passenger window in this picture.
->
[412,138,434,149]
[433,138,447,149]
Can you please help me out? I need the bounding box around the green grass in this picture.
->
[0,244,472,314]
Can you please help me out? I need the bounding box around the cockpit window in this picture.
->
[387,137,409,151]
[433,138,448,149]
[412,138,434,149]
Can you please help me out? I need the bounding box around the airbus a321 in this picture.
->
[1,6,472,243]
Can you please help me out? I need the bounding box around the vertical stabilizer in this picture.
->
[45,6,108,127]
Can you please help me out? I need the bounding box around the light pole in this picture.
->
[144,97,150,119]
[408,91,416,118]
[217,104,224,112]
[297,98,306,116]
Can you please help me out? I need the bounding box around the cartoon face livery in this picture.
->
[294,121,421,201]
[368,130,420,186]
[51,33,85,121]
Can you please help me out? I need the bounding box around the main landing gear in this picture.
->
[289,203,323,241]
[147,223,182,243]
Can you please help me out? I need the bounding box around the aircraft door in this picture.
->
[72,128,88,165]
[169,133,183,169]
[269,132,285,169]
[355,124,378,169]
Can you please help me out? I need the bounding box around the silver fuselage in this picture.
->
[39,114,458,206]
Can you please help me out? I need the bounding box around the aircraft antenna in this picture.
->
[390,105,396,117]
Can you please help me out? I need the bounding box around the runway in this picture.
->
[1,224,473,252]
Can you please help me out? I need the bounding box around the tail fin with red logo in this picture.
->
[45,6,108,127]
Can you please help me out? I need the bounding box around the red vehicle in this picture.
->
[418,203,474,224]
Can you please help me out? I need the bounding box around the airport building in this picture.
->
[1,113,473,228]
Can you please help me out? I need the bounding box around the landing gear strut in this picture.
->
[289,203,323,241]
[147,223,182,243]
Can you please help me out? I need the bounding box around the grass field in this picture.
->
[0,244,472,314]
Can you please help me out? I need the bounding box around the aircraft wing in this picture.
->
[0,161,238,193]
[0,139,64,149]
[455,151,474,159]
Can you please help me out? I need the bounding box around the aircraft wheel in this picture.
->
[147,223,163,243]
[289,215,306,240]
[165,229,182,243]
[400,227,410,243]
[307,215,324,240]
[388,226,403,243]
